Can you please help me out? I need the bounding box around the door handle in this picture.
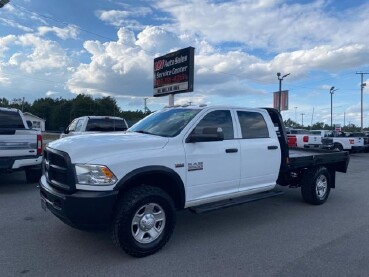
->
[268,145,278,150]
[225,148,238,153]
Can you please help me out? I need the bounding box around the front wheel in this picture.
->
[111,186,176,257]
[301,167,331,205]
[333,143,343,151]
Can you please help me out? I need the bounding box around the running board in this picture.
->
[190,190,285,214]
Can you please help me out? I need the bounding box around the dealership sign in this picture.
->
[153,47,194,97]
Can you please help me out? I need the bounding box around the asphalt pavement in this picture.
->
[1,153,369,277]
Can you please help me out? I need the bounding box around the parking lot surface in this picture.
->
[1,153,369,277]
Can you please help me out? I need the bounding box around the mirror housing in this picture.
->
[186,127,224,143]
[26,120,33,129]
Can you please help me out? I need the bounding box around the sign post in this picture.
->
[153,47,195,105]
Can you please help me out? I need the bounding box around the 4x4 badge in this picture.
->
[188,162,203,171]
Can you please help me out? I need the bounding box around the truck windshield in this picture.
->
[129,108,200,137]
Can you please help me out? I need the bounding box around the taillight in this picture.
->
[349,139,354,145]
[287,135,297,147]
[303,136,309,143]
[37,134,43,155]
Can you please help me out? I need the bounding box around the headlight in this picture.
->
[75,164,117,185]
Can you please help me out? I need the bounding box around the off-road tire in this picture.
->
[301,167,331,205]
[25,167,42,183]
[111,185,176,257]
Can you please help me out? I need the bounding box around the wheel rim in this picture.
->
[131,203,166,244]
[315,175,328,199]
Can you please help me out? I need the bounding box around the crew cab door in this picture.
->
[235,110,280,191]
[184,109,240,202]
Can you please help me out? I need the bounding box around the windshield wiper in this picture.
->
[134,130,155,135]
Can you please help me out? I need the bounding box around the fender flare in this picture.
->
[114,166,186,209]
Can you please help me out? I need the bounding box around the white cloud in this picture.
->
[37,25,79,40]
[14,34,70,73]
[67,28,153,97]
[0,35,17,57]
[136,26,186,54]
[96,7,152,29]
[154,0,369,53]
[0,18,33,32]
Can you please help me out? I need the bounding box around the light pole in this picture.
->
[330,86,338,128]
[277,72,290,112]
[301,113,305,127]
[356,72,369,131]
[361,82,366,131]
[294,106,298,124]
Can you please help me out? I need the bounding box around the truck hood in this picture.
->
[48,132,169,163]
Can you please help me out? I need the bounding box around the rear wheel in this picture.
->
[25,167,42,183]
[301,167,331,205]
[111,186,176,257]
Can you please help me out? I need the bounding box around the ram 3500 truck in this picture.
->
[0,107,43,183]
[40,106,349,257]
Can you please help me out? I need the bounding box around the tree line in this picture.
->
[283,118,368,132]
[1,95,367,132]
[0,95,151,131]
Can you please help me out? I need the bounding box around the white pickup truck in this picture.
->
[0,107,43,183]
[40,105,349,257]
[60,116,128,139]
[319,131,366,152]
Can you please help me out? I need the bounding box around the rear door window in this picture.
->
[0,110,25,129]
[237,111,269,139]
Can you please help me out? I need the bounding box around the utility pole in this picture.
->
[143,97,148,113]
[301,113,305,127]
[356,72,368,132]
[277,72,290,112]
[330,86,338,128]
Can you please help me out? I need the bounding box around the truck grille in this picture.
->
[44,148,76,191]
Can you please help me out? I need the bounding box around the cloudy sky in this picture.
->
[1,0,369,127]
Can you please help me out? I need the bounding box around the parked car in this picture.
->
[60,116,128,139]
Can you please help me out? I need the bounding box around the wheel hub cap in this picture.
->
[316,175,327,198]
[140,214,155,231]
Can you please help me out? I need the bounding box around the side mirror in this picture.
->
[64,129,70,134]
[186,127,224,143]
[26,120,33,129]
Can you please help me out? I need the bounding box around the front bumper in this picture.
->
[39,176,119,229]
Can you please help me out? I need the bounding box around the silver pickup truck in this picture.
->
[0,107,43,183]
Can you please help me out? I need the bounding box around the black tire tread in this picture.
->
[301,167,331,205]
[111,185,175,257]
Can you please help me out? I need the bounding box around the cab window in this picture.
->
[75,119,84,132]
[237,111,269,139]
[192,110,234,140]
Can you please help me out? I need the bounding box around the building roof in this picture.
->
[23,112,46,122]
